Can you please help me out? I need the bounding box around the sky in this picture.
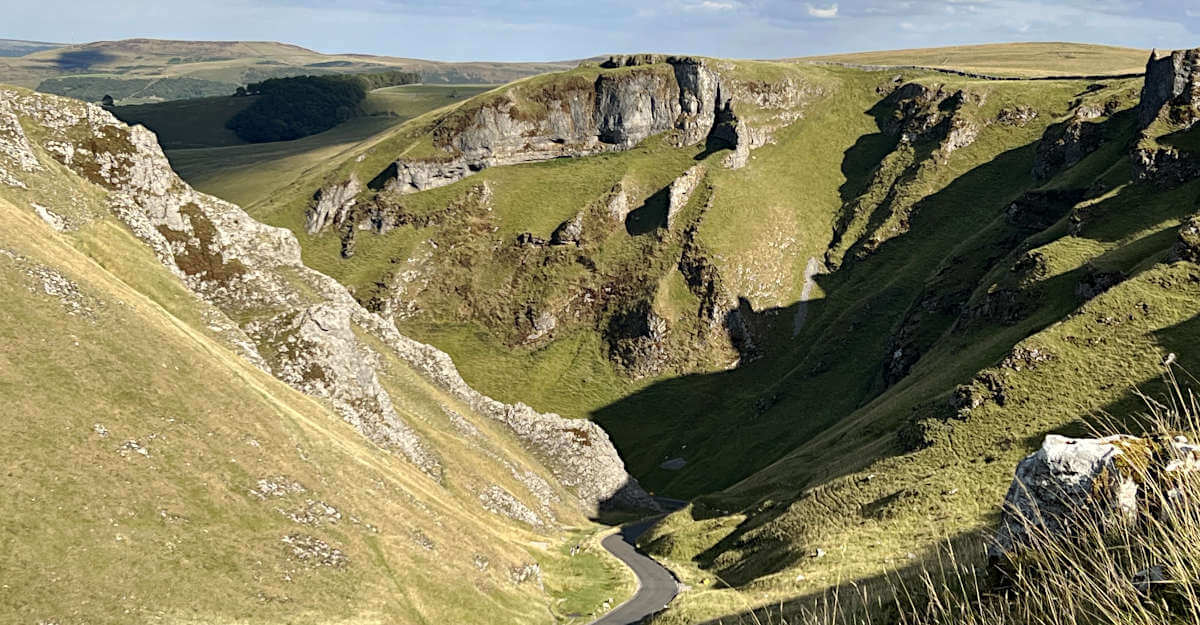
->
[4,0,1200,62]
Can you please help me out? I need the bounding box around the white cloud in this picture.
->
[684,1,736,11]
[806,3,838,18]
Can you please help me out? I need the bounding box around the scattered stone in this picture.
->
[281,533,347,568]
[1001,346,1056,371]
[92,423,109,438]
[510,562,543,588]
[411,529,435,551]
[32,203,67,232]
[479,485,545,528]
[249,477,306,500]
[118,439,150,458]
[278,499,341,526]
[996,106,1038,127]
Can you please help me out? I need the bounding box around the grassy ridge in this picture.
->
[806,42,1150,77]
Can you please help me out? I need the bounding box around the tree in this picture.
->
[234,86,247,97]
[100,94,114,107]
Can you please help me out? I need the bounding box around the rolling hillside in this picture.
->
[805,41,1151,77]
[0,38,572,104]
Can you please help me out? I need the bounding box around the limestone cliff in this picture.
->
[0,87,653,514]
[1137,48,1200,129]
[361,56,791,196]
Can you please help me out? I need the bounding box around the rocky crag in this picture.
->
[305,55,805,207]
[0,87,653,514]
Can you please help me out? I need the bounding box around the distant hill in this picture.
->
[0,38,65,57]
[804,41,1151,77]
[0,38,574,104]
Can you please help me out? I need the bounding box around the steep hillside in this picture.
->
[200,44,1200,622]
[0,86,651,624]
[0,38,571,104]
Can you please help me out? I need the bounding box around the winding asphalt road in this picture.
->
[589,499,687,625]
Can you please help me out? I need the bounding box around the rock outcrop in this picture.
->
[306,175,361,234]
[550,212,583,245]
[667,165,705,230]
[1032,106,1105,180]
[991,433,1200,560]
[1133,143,1200,185]
[1137,48,1200,129]
[2,88,653,514]
[367,57,799,194]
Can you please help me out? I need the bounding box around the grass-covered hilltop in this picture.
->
[8,38,1200,624]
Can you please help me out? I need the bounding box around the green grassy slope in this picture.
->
[0,88,636,624]
[101,43,1200,623]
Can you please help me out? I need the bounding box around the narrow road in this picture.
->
[589,499,686,625]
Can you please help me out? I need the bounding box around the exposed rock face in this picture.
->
[367,57,802,194]
[1169,213,1200,263]
[0,96,41,188]
[550,212,583,245]
[667,165,705,230]
[996,105,1038,127]
[306,175,361,234]
[1032,107,1105,180]
[607,304,670,379]
[678,221,758,364]
[1133,144,1200,186]
[672,57,724,146]
[378,159,477,194]
[3,88,653,514]
[605,183,630,222]
[990,434,1138,560]
[595,71,680,147]
[1137,48,1200,129]
[991,433,1200,561]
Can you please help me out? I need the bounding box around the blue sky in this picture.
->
[5,0,1199,61]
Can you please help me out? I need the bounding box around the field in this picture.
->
[805,41,1151,76]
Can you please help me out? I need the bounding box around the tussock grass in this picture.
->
[703,367,1200,625]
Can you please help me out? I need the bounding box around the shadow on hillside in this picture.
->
[591,97,1185,503]
[625,186,670,235]
[693,528,991,625]
[592,140,1050,500]
[32,49,117,71]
